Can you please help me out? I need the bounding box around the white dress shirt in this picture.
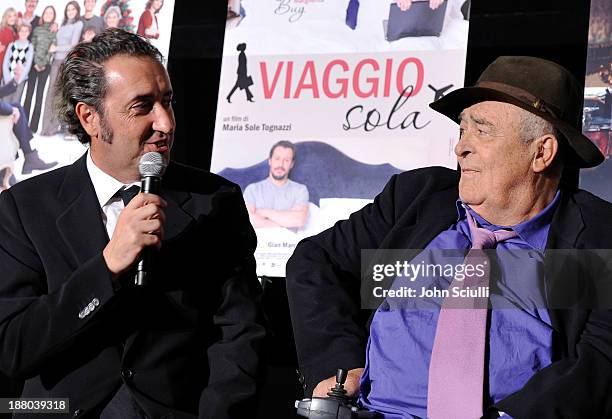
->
[86,151,140,239]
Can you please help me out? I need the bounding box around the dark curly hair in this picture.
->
[55,28,164,144]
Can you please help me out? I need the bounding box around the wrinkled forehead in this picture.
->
[459,101,522,127]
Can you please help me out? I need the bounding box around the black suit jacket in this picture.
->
[286,166,612,418]
[0,154,265,419]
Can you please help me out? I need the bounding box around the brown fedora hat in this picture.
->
[430,56,604,168]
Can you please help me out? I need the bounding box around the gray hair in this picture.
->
[515,106,565,173]
[515,107,557,143]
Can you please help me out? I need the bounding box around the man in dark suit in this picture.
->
[287,56,612,418]
[0,29,265,418]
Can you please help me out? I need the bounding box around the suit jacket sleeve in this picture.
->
[198,184,265,419]
[286,174,400,395]
[0,189,116,379]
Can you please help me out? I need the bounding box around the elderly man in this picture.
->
[0,29,264,419]
[287,56,612,418]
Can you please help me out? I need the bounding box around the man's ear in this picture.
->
[532,133,559,173]
[75,102,100,140]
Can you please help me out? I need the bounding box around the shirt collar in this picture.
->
[86,150,139,208]
[455,190,561,249]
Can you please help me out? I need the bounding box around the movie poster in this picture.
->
[213,0,471,277]
[0,0,175,191]
[580,0,612,201]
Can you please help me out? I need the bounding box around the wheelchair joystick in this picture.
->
[327,368,349,401]
[295,368,378,418]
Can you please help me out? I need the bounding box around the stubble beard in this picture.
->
[100,115,114,144]
[271,172,288,181]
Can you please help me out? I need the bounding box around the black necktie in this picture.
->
[117,185,140,206]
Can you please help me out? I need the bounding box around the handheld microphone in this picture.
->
[135,152,167,286]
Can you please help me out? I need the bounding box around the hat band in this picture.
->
[476,81,562,120]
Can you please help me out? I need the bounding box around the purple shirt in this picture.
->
[359,192,560,419]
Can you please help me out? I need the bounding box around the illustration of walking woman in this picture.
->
[226,43,253,103]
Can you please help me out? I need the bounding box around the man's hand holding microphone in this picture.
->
[103,152,167,285]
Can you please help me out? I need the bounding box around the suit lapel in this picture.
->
[160,188,193,241]
[123,177,194,359]
[366,187,458,298]
[56,156,195,259]
[56,154,109,267]
[545,189,584,250]
[387,187,459,250]
[364,185,458,314]
[544,189,585,337]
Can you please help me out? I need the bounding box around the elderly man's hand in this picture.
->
[11,107,20,124]
[396,0,412,11]
[312,368,364,398]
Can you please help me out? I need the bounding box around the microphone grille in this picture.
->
[139,152,167,177]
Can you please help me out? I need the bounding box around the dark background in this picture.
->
[168,1,593,418]
[0,1,594,417]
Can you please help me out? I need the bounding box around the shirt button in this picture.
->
[73,409,82,417]
[121,368,134,379]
